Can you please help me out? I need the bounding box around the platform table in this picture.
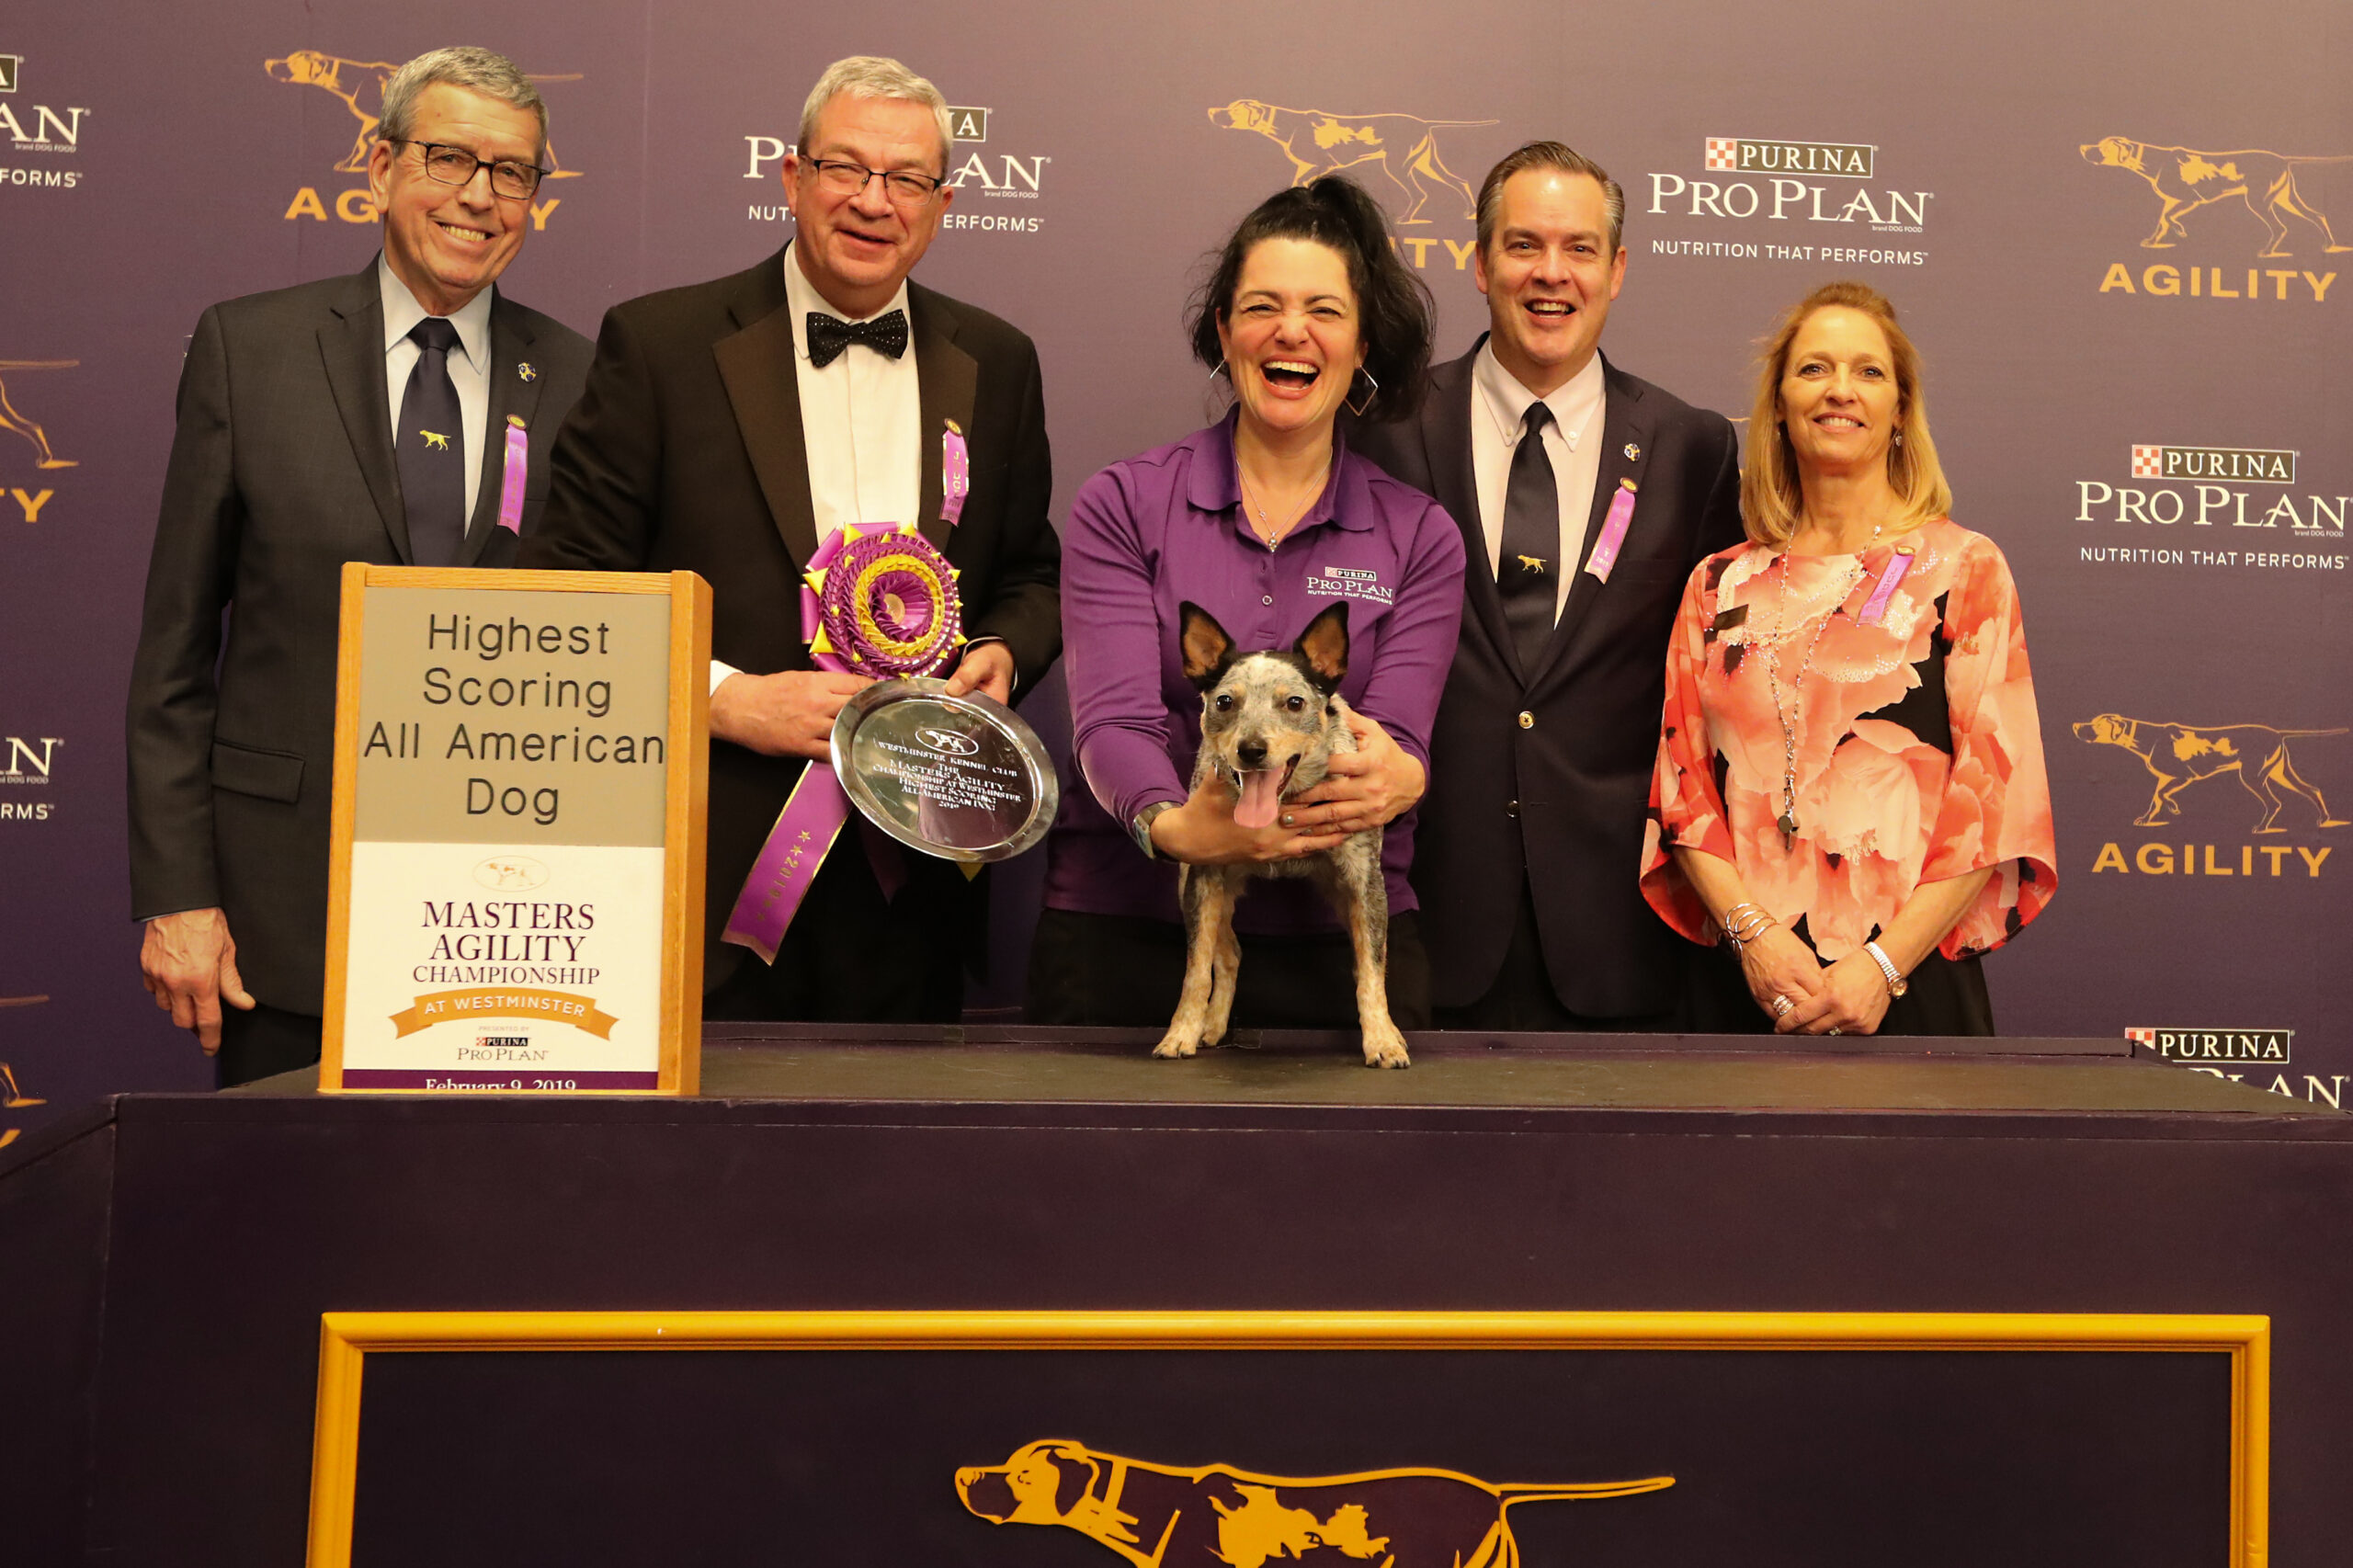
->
[5,1027,2345,1566]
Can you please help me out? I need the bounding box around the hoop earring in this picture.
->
[1345,367,1380,418]
[1208,358,1230,392]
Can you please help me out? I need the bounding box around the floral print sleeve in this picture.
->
[1640,551,1738,945]
[1638,521,2056,960]
[1922,532,2058,957]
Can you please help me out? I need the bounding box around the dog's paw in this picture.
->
[1361,1025,1411,1069]
[1152,1032,1200,1060]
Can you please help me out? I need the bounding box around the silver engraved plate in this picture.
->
[831,676,1059,863]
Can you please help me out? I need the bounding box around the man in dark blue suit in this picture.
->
[1351,142,1745,1029]
[127,48,592,1083]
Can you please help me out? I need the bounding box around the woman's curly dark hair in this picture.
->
[1187,176,1433,424]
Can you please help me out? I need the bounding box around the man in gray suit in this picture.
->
[126,47,592,1085]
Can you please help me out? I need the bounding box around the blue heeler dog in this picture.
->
[1155,601,1410,1068]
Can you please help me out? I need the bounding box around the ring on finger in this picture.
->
[1825,1026,1843,1036]
[1770,995,1793,1018]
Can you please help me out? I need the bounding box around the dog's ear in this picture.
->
[1292,602,1350,693]
[1040,1442,1100,1517]
[1179,601,1237,690]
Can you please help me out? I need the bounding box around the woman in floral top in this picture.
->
[1641,282,2056,1036]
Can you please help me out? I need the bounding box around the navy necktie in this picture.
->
[806,308,909,369]
[396,317,466,566]
[1498,400,1559,679]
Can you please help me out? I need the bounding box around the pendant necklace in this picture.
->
[1237,458,1329,551]
[1762,518,1881,846]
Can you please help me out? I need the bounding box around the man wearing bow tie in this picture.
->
[127,47,593,1084]
[1352,142,1742,1030]
[525,55,1060,1022]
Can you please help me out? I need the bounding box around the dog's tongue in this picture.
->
[1233,769,1285,829]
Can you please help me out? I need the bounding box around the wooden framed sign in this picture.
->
[319,565,710,1095]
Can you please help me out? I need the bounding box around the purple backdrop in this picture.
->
[3,0,2347,1138]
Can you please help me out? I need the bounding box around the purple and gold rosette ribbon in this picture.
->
[722,524,965,962]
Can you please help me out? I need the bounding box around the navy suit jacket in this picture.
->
[1353,344,1744,1017]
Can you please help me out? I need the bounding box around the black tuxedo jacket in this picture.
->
[1353,345,1744,1016]
[126,262,593,1014]
[520,247,1062,990]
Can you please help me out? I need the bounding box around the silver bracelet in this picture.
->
[1862,939,1909,998]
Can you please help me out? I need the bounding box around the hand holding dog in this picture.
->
[1152,775,1349,865]
[710,669,874,760]
[1280,711,1425,835]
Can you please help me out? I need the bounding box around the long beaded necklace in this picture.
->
[1762,518,1881,845]
[1237,457,1330,551]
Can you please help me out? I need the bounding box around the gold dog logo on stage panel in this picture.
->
[956,1438,1671,1568]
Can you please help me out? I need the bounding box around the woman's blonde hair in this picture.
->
[1740,280,1951,546]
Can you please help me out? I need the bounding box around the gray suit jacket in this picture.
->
[126,261,592,1014]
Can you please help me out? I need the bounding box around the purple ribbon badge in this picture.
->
[1858,544,1915,627]
[495,416,528,533]
[1584,479,1639,583]
[941,419,971,527]
[722,524,968,961]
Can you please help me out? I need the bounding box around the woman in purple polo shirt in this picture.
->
[1027,177,1467,1028]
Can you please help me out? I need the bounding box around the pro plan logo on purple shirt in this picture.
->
[1306,565,1392,605]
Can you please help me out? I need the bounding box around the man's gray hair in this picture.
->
[1475,141,1626,256]
[798,55,953,174]
[380,47,549,164]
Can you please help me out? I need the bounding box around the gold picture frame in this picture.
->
[305,1309,2268,1567]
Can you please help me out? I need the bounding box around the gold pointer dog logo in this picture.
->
[265,50,585,180]
[0,996,48,1151]
[2079,136,2353,257]
[419,430,451,451]
[1211,99,1495,224]
[2074,712,2347,832]
[957,1438,1672,1568]
[0,360,78,470]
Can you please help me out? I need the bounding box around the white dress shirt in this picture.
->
[781,240,921,541]
[711,244,925,695]
[1470,343,1606,621]
[379,256,494,527]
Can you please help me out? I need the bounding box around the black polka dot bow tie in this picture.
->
[806,308,909,368]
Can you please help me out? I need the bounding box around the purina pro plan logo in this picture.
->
[1646,134,1932,268]
[2075,441,2343,573]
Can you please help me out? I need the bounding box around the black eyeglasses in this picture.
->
[804,157,947,204]
[391,140,546,201]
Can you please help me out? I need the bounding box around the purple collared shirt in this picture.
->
[1044,414,1467,933]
